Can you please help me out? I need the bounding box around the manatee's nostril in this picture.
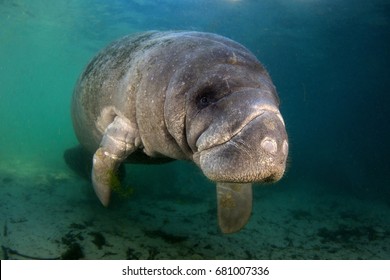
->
[261,137,277,154]
[282,140,288,155]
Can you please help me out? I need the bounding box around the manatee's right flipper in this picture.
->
[92,116,138,207]
[64,145,126,182]
[216,182,253,234]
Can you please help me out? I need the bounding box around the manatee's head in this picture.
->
[189,82,288,184]
[165,33,288,184]
[190,87,288,184]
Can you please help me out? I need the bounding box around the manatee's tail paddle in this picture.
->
[216,182,252,233]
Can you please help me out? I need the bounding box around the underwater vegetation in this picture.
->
[318,224,387,244]
[106,169,135,199]
[60,231,85,260]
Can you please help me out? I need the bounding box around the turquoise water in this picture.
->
[1,0,389,259]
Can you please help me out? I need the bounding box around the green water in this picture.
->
[1,0,389,260]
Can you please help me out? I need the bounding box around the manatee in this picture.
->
[71,31,288,233]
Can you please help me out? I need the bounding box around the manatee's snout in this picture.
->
[251,111,288,181]
[195,97,288,184]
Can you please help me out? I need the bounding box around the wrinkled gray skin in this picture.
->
[72,31,288,233]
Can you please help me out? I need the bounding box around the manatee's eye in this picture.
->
[197,88,217,109]
[200,96,209,105]
[197,94,214,109]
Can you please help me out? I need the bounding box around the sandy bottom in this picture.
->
[1,158,389,260]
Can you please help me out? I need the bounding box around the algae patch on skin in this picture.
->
[107,169,134,198]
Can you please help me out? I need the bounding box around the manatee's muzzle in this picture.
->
[190,90,289,233]
[196,109,288,183]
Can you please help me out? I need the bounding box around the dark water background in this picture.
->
[1,0,389,259]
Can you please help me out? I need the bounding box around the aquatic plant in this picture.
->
[107,169,134,198]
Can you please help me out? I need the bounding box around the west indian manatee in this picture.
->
[71,31,289,233]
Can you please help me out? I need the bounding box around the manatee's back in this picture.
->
[71,32,160,153]
[71,31,254,155]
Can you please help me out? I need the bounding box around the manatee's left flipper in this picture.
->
[92,116,138,207]
[217,182,253,234]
